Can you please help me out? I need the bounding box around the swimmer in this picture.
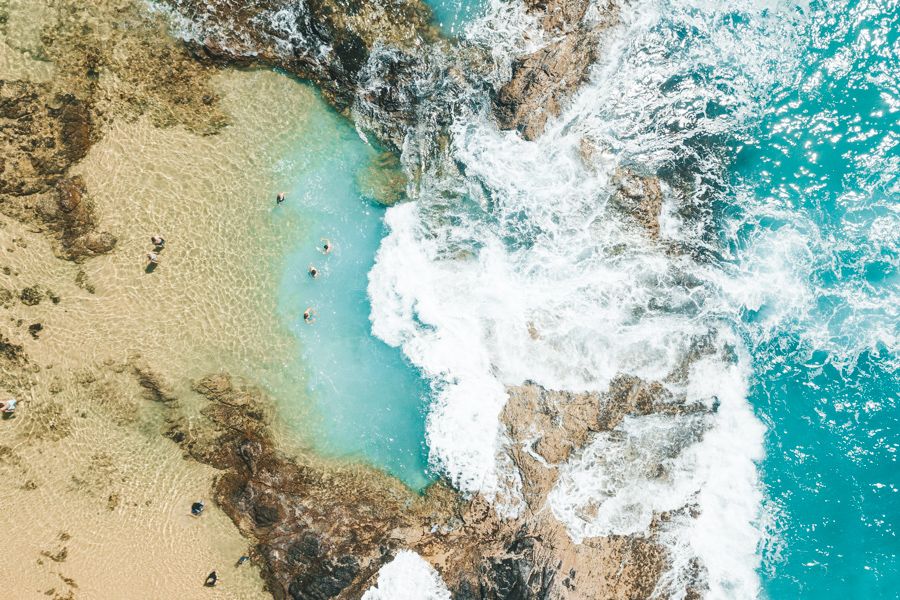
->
[303,307,315,324]
[151,234,165,247]
[276,191,286,204]
[320,238,332,254]
[308,265,319,278]
[204,571,218,587]
[146,251,159,264]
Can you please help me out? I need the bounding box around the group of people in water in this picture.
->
[190,499,250,587]
[278,191,332,325]
[303,237,331,325]
[146,234,166,267]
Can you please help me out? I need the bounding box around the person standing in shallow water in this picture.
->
[303,307,315,324]
[276,191,286,204]
[308,265,319,278]
[320,238,332,254]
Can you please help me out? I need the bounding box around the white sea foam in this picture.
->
[361,551,451,600]
[368,0,812,597]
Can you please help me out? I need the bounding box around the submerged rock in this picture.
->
[356,151,409,206]
[0,81,94,198]
[610,168,665,239]
[1,0,231,263]
[19,285,45,306]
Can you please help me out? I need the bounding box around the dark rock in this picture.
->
[172,373,674,600]
[0,81,94,197]
[286,555,359,600]
[132,361,178,403]
[252,503,280,528]
[158,0,439,149]
[0,335,26,364]
[19,285,44,306]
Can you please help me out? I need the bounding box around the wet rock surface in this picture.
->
[157,0,439,149]
[169,373,687,599]
[610,168,665,239]
[493,0,620,140]
[156,0,621,148]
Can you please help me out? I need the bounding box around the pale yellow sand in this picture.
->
[0,64,327,598]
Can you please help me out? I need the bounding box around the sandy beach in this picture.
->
[0,3,327,593]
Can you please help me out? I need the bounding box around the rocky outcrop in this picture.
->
[0,83,118,261]
[493,0,620,140]
[610,168,664,239]
[157,0,439,147]
[169,373,453,600]
[165,372,712,600]
[157,0,621,147]
[0,81,94,198]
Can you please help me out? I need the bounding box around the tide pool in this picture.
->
[270,79,432,490]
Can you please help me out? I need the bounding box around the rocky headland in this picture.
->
[165,372,711,599]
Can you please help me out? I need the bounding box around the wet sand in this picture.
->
[0,27,326,595]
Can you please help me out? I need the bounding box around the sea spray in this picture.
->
[368,0,810,596]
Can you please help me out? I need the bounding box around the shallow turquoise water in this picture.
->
[427,0,487,35]
[720,2,899,595]
[265,0,487,491]
[271,85,432,489]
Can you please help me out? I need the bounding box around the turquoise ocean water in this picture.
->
[266,0,898,595]
[428,0,487,34]
[726,2,899,596]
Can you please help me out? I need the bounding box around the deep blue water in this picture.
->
[722,1,899,595]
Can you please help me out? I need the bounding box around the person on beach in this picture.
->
[0,398,18,415]
[147,251,159,265]
[321,238,332,254]
[151,234,165,248]
[191,500,205,516]
[308,265,319,279]
[303,307,315,324]
[204,571,218,587]
[236,556,250,567]
[276,192,286,204]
